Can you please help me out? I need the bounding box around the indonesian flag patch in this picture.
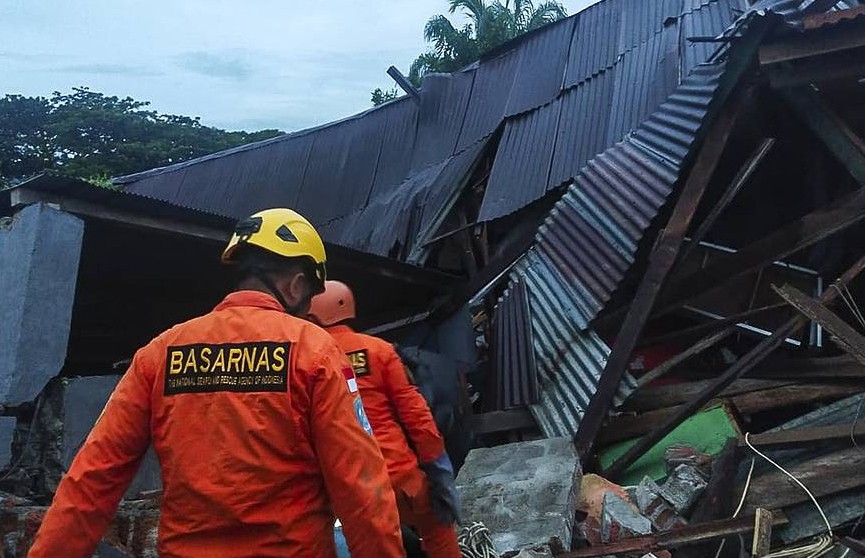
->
[342,366,358,394]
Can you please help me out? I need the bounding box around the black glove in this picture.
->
[419,453,461,525]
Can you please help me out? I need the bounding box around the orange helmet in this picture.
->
[308,280,356,326]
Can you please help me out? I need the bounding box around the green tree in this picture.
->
[371,0,567,103]
[371,87,400,106]
[0,87,283,186]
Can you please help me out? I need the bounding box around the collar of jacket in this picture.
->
[325,324,355,334]
[214,290,285,313]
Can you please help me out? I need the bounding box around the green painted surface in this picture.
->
[598,404,739,486]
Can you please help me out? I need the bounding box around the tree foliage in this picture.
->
[371,0,567,104]
[0,87,282,186]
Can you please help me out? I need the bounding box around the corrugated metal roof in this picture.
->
[410,71,474,173]
[479,99,562,221]
[114,0,831,263]
[506,59,723,330]
[476,0,742,222]
[320,138,489,257]
[491,250,637,435]
[492,276,537,409]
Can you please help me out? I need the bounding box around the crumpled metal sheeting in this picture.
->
[529,138,680,328]
[319,138,488,257]
[493,252,637,437]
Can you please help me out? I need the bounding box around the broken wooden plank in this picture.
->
[774,283,865,366]
[758,354,865,379]
[678,138,776,266]
[636,327,737,388]
[760,20,865,65]
[742,422,865,449]
[602,253,865,480]
[558,512,789,558]
[573,89,751,460]
[602,383,863,445]
[742,446,865,512]
[767,47,865,88]
[752,508,774,558]
[624,378,796,413]
[468,409,537,435]
[653,187,865,322]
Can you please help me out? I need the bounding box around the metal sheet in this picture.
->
[493,277,537,409]
[492,251,637,436]
[456,48,522,152]
[410,71,474,172]
[504,17,576,117]
[511,60,723,329]
[479,99,563,222]
[321,138,489,257]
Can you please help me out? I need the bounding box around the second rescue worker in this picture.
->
[28,208,402,558]
[308,281,463,558]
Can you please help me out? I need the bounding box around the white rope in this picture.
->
[713,457,756,558]
[745,432,834,537]
[459,522,498,558]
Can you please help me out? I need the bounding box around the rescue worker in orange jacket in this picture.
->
[308,281,462,558]
[29,209,403,558]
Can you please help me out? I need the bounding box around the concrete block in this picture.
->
[0,204,84,406]
[62,376,161,496]
[659,464,707,515]
[0,417,16,468]
[635,477,686,531]
[456,437,581,553]
[600,491,651,543]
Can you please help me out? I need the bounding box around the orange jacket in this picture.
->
[325,325,445,478]
[29,291,403,558]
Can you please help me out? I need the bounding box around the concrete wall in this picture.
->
[0,203,84,407]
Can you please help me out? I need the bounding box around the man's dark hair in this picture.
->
[232,245,315,286]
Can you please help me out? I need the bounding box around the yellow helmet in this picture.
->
[222,208,327,288]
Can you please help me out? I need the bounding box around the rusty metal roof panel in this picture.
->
[508,60,724,328]
[493,251,636,435]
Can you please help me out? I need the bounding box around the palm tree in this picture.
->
[408,0,568,85]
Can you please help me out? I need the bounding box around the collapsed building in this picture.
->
[2,0,865,555]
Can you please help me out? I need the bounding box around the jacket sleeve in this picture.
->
[309,343,404,558]
[380,343,445,463]
[28,347,155,558]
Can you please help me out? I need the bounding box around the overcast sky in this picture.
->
[1,0,598,132]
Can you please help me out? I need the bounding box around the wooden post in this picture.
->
[572,89,751,459]
[678,138,776,266]
[603,253,865,480]
[773,283,865,366]
[751,508,774,557]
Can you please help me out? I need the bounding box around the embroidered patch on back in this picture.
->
[164,342,290,395]
[346,349,370,377]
